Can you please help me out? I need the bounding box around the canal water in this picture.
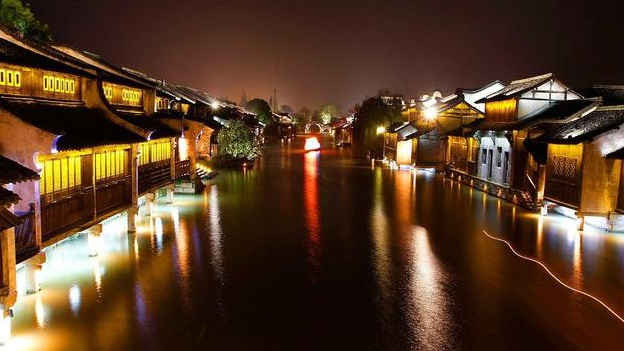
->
[7,137,624,350]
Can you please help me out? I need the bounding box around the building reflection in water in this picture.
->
[304,151,322,281]
[371,168,391,314]
[35,295,45,329]
[68,284,81,317]
[171,206,192,312]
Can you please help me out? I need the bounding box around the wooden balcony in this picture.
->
[175,160,191,179]
[138,160,172,194]
[41,186,94,243]
[14,210,37,263]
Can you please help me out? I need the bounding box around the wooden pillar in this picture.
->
[577,214,585,231]
[145,193,155,217]
[127,206,138,234]
[170,137,176,180]
[0,227,17,305]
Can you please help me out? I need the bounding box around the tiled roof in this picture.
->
[0,187,20,208]
[0,207,20,230]
[387,121,409,133]
[0,99,146,151]
[0,34,92,77]
[578,85,624,106]
[396,123,418,141]
[605,147,624,159]
[456,80,506,95]
[532,106,624,144]
[0,155,39,184]
[470,99,597,132]
[477,73,553,103]
[52,45,155,89]
[117,112,180,139]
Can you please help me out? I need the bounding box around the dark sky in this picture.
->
[28,0,624,111]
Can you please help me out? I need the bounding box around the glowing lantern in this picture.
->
[304,137,321,151]
[178,135,189,161]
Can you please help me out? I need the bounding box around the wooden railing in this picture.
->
[522,172,538,205]
[175,160,191,179]
[138,160,172,194]
[14,209,37,263]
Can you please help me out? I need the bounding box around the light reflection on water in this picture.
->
[7,139,624,350]
[304,151,322,282]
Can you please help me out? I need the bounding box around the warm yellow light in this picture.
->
[424,108,437,120]
[178,136,189,161]
[396,140,412,165]
[376,126,386,135]
[211,101,220,110]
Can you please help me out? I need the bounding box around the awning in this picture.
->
[117,112,180,139]
[0,155,39,184]
[0,99,146,151]
[0,207,21,231]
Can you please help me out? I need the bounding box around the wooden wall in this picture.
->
[544,144,582,208]
[0,63,81,101]
[484,99,517,122]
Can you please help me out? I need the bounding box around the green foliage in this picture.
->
[352,96,402,157]
[245,98,273,125]
[319,104,340,124]
[217,119,261,160]
[0,0,51,41]
[294,107,312,126]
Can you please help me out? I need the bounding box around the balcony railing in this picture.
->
[175,160,191,179]
[14,209,37,263]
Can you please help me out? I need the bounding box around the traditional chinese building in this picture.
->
[0,155,39,341]
[531,104,624,230]
[384,81,504,169]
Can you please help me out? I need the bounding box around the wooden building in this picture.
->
[462,73,594,208]
[388,81,504,170]
[531,105,624,230]
[0,155,39,339]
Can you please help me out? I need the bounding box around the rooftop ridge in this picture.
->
[509,73,553,85]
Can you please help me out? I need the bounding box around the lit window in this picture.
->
[6,71,14,86]
[14,71,20,87]
[0,69,5,85]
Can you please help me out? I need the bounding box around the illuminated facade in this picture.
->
[455,73,593,209]
[531,105,624,230]
[0,25,243,337]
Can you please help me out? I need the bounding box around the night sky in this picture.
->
[28,0,624,111]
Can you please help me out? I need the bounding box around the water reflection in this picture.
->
[371,168,391,318]
[208,185,224,284]
[304,151,322,281]
[35,296,44,329]
[408,226,450,350]
[68,284,80,316]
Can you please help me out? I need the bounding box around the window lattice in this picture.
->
[553,156,576,179]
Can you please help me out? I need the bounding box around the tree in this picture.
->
[245,98,273,125]
[279,104,294,116]
[217,119,261,160]
[352,96,402,158]
[0,0,51,41]
[319,104,340,124]
[294,107,312,125]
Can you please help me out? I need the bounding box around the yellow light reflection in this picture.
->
[35,295,45,329]
[409,226,450,349]
[304,152,322,280]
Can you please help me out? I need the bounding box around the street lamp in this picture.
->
[210,101,220,110]
[376,126,386,135]
[424,107,437,120]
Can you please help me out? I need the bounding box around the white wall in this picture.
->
[464,82,505,113]
[477,136,511,185]
[517,79,581,119]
